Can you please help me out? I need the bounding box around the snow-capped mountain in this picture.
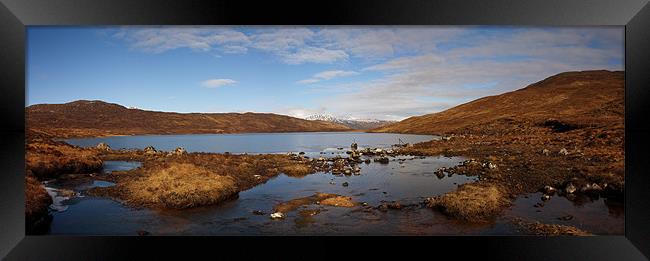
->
[305,114,396,130]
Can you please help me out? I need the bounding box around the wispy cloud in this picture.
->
[297,70,359,84]
[109,27,623,120]
[201,78,237,88]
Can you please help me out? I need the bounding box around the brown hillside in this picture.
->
[373,70,624,135]
[26,100,351,138]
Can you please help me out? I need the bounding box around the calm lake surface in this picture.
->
[65,132,437,155]
[46,132,623,235]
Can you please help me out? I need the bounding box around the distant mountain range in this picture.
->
[304,114,396,130]
[26,101,352,138]
[26,70,622,139]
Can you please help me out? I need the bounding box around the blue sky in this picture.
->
[27,26,623,120]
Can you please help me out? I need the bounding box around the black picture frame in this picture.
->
[1,0,649,260]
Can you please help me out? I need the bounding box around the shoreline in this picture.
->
[25,127,621,235]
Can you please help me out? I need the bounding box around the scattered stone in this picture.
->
[270,212,285,219]
[542,149,550,156]
[541,194,551,201]
[591,183,603,192]
[374,157,390,164]
[351,143,358,150]
[543,185,556,195]
[559,148,569,156]
[565,183,577,194]
[144,146,157,154]
[173,147,187,155]
[96,142,111,151]
[342,182,349,187]
[487,162,498,169]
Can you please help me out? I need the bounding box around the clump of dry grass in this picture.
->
[513,218,592,236]
[91,152,320,209]
[122,163,238,209]
[274,193,356,213]
[25,175,51,217]
[280,164,313,177]
[25,175,52,234]
[426,184,508,221]
[26,141,103,179]
[319,196,355,207]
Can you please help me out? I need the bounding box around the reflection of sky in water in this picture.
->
[47,138,624,235]
[50,156,489,235]
[500,192,623,235]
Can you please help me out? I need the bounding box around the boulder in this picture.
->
[270,212,284,219]
[543,185,556,195]
[565,183,577,194]
[173,147,187,155]
[487,162,498,170]
[144,146,157,154]
[374,157,390,164]
[96,142,111,151]
[351,142,358,150]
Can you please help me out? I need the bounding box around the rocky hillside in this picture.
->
[26,100,351,138]
[373,70,624,135]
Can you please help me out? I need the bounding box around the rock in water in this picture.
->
[351,142,358,150]
[96,142,111,151]
[565,183,577,194]
[144,146,157,154]
[174,147,187,155]
[270,212,284,219]
[374,157,390,164]
[543,185,556,194]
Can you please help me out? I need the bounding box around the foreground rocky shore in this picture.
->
[25,125,619,235]
[404,117,624,224]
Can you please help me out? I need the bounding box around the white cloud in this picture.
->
[201,78,237,88]
[298,70,359,84]
[282,47,349,64]
[115,27,251,53]
[109,26,624,120]
[297,78,321,84]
